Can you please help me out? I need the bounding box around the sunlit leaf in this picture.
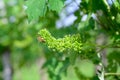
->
[78,60,95,78]
[49,0,64,13]
[26,0,47,20]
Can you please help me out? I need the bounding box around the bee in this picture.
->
[37,36,45,43]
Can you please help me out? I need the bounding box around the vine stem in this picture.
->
[105,73,120,76]
[84,42,120,53]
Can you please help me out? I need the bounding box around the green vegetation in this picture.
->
[26,0,120,80]
[0,0,120,80]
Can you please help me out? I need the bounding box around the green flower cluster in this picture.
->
[38,29,82,53]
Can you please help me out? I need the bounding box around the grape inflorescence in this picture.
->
[38,29,82,53]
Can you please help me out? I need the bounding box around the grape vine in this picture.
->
[38,29,82,53]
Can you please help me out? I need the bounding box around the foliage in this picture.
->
[25,0,120,80]
[26,0,64,21]
[13,63,40,80]
[1,0,120,80]
[26,0,47,20]
[0,1,42,80]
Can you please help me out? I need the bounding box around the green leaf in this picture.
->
[49,0,64,13]
[14,36,32,48]
[116,13,120,24]
[78,21,88,30]
[26,0,47,20]
[78,60,95,78]
[114,0,120,8]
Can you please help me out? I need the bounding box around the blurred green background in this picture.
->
[0,0,120,80]
[0,0,78,80]
[0,0,42,80]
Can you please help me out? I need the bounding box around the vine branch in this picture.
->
[105,73,120,76]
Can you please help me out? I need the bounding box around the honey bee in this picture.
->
[37,36,45,43]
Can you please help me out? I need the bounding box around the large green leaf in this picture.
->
[26,0,47,20]
[49,0,64,13]
[78,60,95,78]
